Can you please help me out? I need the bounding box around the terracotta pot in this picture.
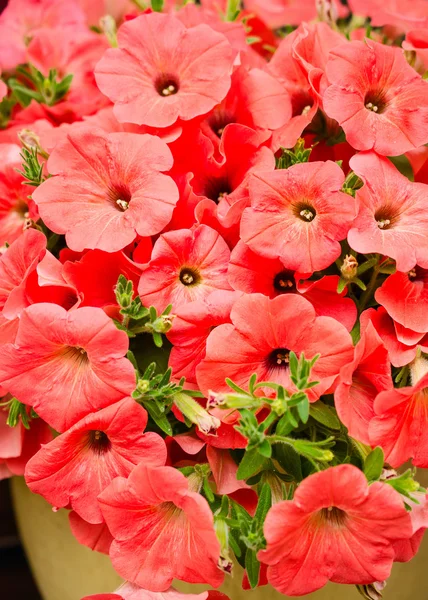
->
[11,476,428,600]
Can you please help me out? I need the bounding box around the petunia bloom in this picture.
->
[0,304,136,432]
[348,152,428,272]
[334,321,392,445]
[32,127,178,252]
[95,13,234,128]
[323,39,428,156]
[258,464,413,596]
[98,463,223,591]
[240,161,355,274]
[82,583,230,600]
[138,225,232,312]
[369,364,428,468]
[25,399,166,523]
[196,293,353,400]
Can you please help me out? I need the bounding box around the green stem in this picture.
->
[358,259,380,313]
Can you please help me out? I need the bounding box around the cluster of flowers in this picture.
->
[2,0,428,599]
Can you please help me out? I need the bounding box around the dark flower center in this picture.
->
[408,266,428,284]
[108,184,132,212]
[155,74,179,97]
[374,205,399,230]
[267,347,290,369]
[203,177,233,204]
[291,90,314,117]
[179,267,201,286]
[364,91,388,114]
[273,271,296,293]
[319,506,347,527]
[88,430,111,454]
[207,110,235,138]
[293,202,317,222]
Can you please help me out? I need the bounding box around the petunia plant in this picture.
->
[1,1,428,600]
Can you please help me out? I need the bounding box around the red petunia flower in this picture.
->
[323,39,428,156]
[375,268,428,335]
[258,464,413,596]
[348,152,428,271]
[228,241,356,331]
[0,144,40,247]
[369,369,428,468]
[240,161,355,274]
[334,321,392,445]
[69,511,113,555]
[167,290,240,385]
[26,398,166,523]
[243,0,347,30]
[196,293,353,400]
[95,13,234,128]
[0,304,136,432]
[98,463,223,591]
[32,127,178,252]
[348,0,428,32]
[138,225,232,312]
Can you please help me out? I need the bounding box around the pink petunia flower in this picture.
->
[25,398,166,523]
[375,268,428,335]
[243,0,347,30]
[138,225,232,312]
[0,0,86,70]
[369,367,428,468]
[95,13,234,128]
[196,293,353,400]
[258,464,413,596]
[69,511,113,555]
[323,39,428,156]
[348,152,428,271]
[348,0,428,32]
[98,463,223,591]
[240,161,355,274]
[82,583,230,600]
[0,144,40,247]
[228,241,356,331]
[334,321,392,445]
[32,127,179,252]
[0,304,136,432]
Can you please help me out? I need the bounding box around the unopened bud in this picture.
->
[207,391,227,409]
[136,379,150,395]
[18,129,49,159]
[356,581,386,600]
[214,518,233,574]
[341,255,358,280]
[410,355,428,385]
[262,472,286,504]
[316,0,338,24]
[173,392,220,435]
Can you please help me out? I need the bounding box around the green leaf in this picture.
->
[296,397,309,424]
[245,549,260,589]
[257,439,272,458]
[388,155,414,182]
[364,447,384,482]
[144,402,173,435]
[293,439,334,462]
[255,483,272,525]
[309,401,341,430]
[152,331,163,348]
[274,442,302,481]
[237,448,267,480]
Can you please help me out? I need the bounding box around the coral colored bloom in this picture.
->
[196,293,353,400]
[228,241,356,331]
[95,13,234,128]
[334,321,392,445]
[0,0,86,70]
[240,161,355,273]
[348,0,428,32]
[26,399,166,523]
[0,304,136,432]
[69,511,113,555]
[363,307,428,368]
[369,370,428,468]
[403,29,428,70]
[32,128,178,252]
[323,39,428,155]
[243,0,347,29]
[375,268,428,334]
[167,290,240,384]
[138,225,232,312]
[348,152,428,272]
[0,405,52,480]
[258,464,413,596]
[0,144,40,247]
[99,464,223,591]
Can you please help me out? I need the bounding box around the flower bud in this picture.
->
[356,581,386,600]
[340,255,358,280]
[410,355,428,385]
[100,15,118,48]
[173,392,220,435]
[214,517,233,574]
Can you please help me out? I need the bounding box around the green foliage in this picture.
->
[363,447,384,483]
[276,138,313,169]
[18,147,46,187]
[9,65,73,107]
